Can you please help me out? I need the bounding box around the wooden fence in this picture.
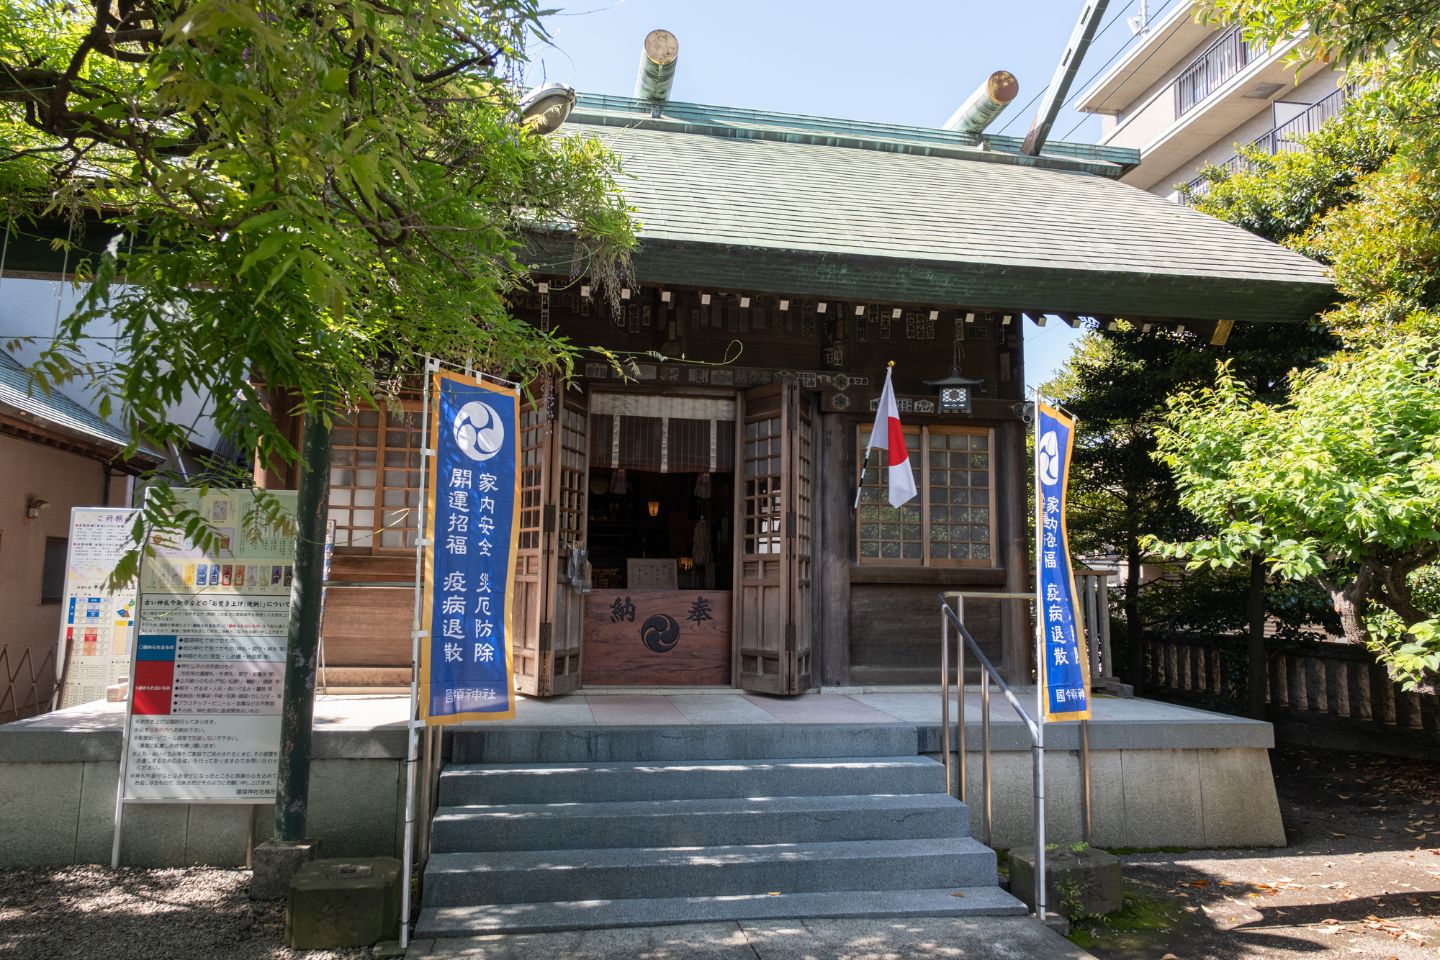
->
[1147,634,1440,759]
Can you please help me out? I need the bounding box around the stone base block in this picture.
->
[285,856,402,950]
[251,839,319,901]
[1009,844,1122,920]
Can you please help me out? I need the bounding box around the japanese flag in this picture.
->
[866,367,918,508]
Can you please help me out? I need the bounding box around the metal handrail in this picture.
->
[939,592,1096,924]
[939,590,1037,801]
[939,593,1037,826]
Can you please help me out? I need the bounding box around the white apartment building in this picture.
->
[1077,1,1348,200]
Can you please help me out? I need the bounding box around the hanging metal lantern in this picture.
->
[923,369,984,415]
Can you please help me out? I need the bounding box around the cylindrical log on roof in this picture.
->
[944,70,1020,135]
[634,29,680,102]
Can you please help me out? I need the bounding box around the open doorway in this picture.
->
[577,391,738,686]
[580,428,736,687]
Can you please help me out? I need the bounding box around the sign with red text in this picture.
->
[120,488,297,802]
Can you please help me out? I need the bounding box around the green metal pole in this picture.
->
[274,403,332,843]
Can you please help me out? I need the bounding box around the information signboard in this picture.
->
[53,508,140,710]
[119,488,297,802]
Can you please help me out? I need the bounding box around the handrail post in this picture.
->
[955,595,966,802]
[941,601,952,797]
[980,668,992,845]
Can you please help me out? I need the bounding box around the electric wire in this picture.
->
[1054,0,1190,141]
[997,0,1184,142]
[994,0,1143,135]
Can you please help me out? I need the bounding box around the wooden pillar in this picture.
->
[998,418,1030,685]
[817,412,851,686]
[255,386,301,490]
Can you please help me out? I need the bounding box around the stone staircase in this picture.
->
[414,724,1025,937]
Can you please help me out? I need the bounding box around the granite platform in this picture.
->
[0,688,1286,867]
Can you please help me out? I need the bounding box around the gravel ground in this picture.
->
[0,865,369,960]
[1077,746,1440,960]
[2,746,1434,960]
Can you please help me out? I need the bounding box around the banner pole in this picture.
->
[1032,385,1047,922]
[110,495,153,869]
[399,357,438,949]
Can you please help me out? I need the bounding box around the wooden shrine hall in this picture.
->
[314,91,1333,697]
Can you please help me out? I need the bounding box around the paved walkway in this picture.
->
[9,687,1265,735]
[406,916,1093,959]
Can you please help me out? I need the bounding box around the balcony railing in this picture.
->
[1184,86,1350,200]
[1173,28,1269,117]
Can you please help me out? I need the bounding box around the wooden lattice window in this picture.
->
[328,405,423,552]
[517,406,545,552]
[742,400,784,556]
[856,425,995,566]
[556,403,587,550]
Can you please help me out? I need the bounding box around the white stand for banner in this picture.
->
[1030,386,1048,922]
[398,359,525,947]
[400,357,438,950]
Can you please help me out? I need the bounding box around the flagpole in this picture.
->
[852,449,871,511]
[854,361,895,510]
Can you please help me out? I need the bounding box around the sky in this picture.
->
[523,0,1181,389]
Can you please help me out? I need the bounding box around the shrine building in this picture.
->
[304,89,1332,698]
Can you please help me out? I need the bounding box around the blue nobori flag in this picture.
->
[420,369,519,723]
[1035,400,1090,722]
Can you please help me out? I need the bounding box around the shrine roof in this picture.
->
[534,94,1334,324]
[0,351,164,466]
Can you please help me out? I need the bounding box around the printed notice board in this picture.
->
[121,488,298,802]
[54,508,140,709]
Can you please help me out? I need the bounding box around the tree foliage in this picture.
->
[1044,315,1334,684]
[1148,340,1440,668]
[1135,0,1440,691]
[1195,0,1440,342]
[0,0,634,472]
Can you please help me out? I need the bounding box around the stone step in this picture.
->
[437,755,946,806]
[414,886,1028,937]
[421,836,998,907]
[430,792,970,852]
[447,723,920,764]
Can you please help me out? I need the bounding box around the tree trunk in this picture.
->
[1247,553,1267,719]
[1327,572,1371,646]
[274,406,332,843]
[1126,537,1144,695]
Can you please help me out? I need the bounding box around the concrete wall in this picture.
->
[0,711,1286,866]
[915,717,1286,850]
[0,435,130,722]
[1146,66,1344,198]
[924,747,1285,849]
[0,727,406,868]
[0,278,223,451]
[1104,32,1219,149]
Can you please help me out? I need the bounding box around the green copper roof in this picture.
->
[553,96,1334,324]
[0,351,162,464]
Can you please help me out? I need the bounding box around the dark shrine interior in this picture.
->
[586,469,734,591]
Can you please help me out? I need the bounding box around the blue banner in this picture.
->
[420,369,519,723]
[1036,401,1090,721]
